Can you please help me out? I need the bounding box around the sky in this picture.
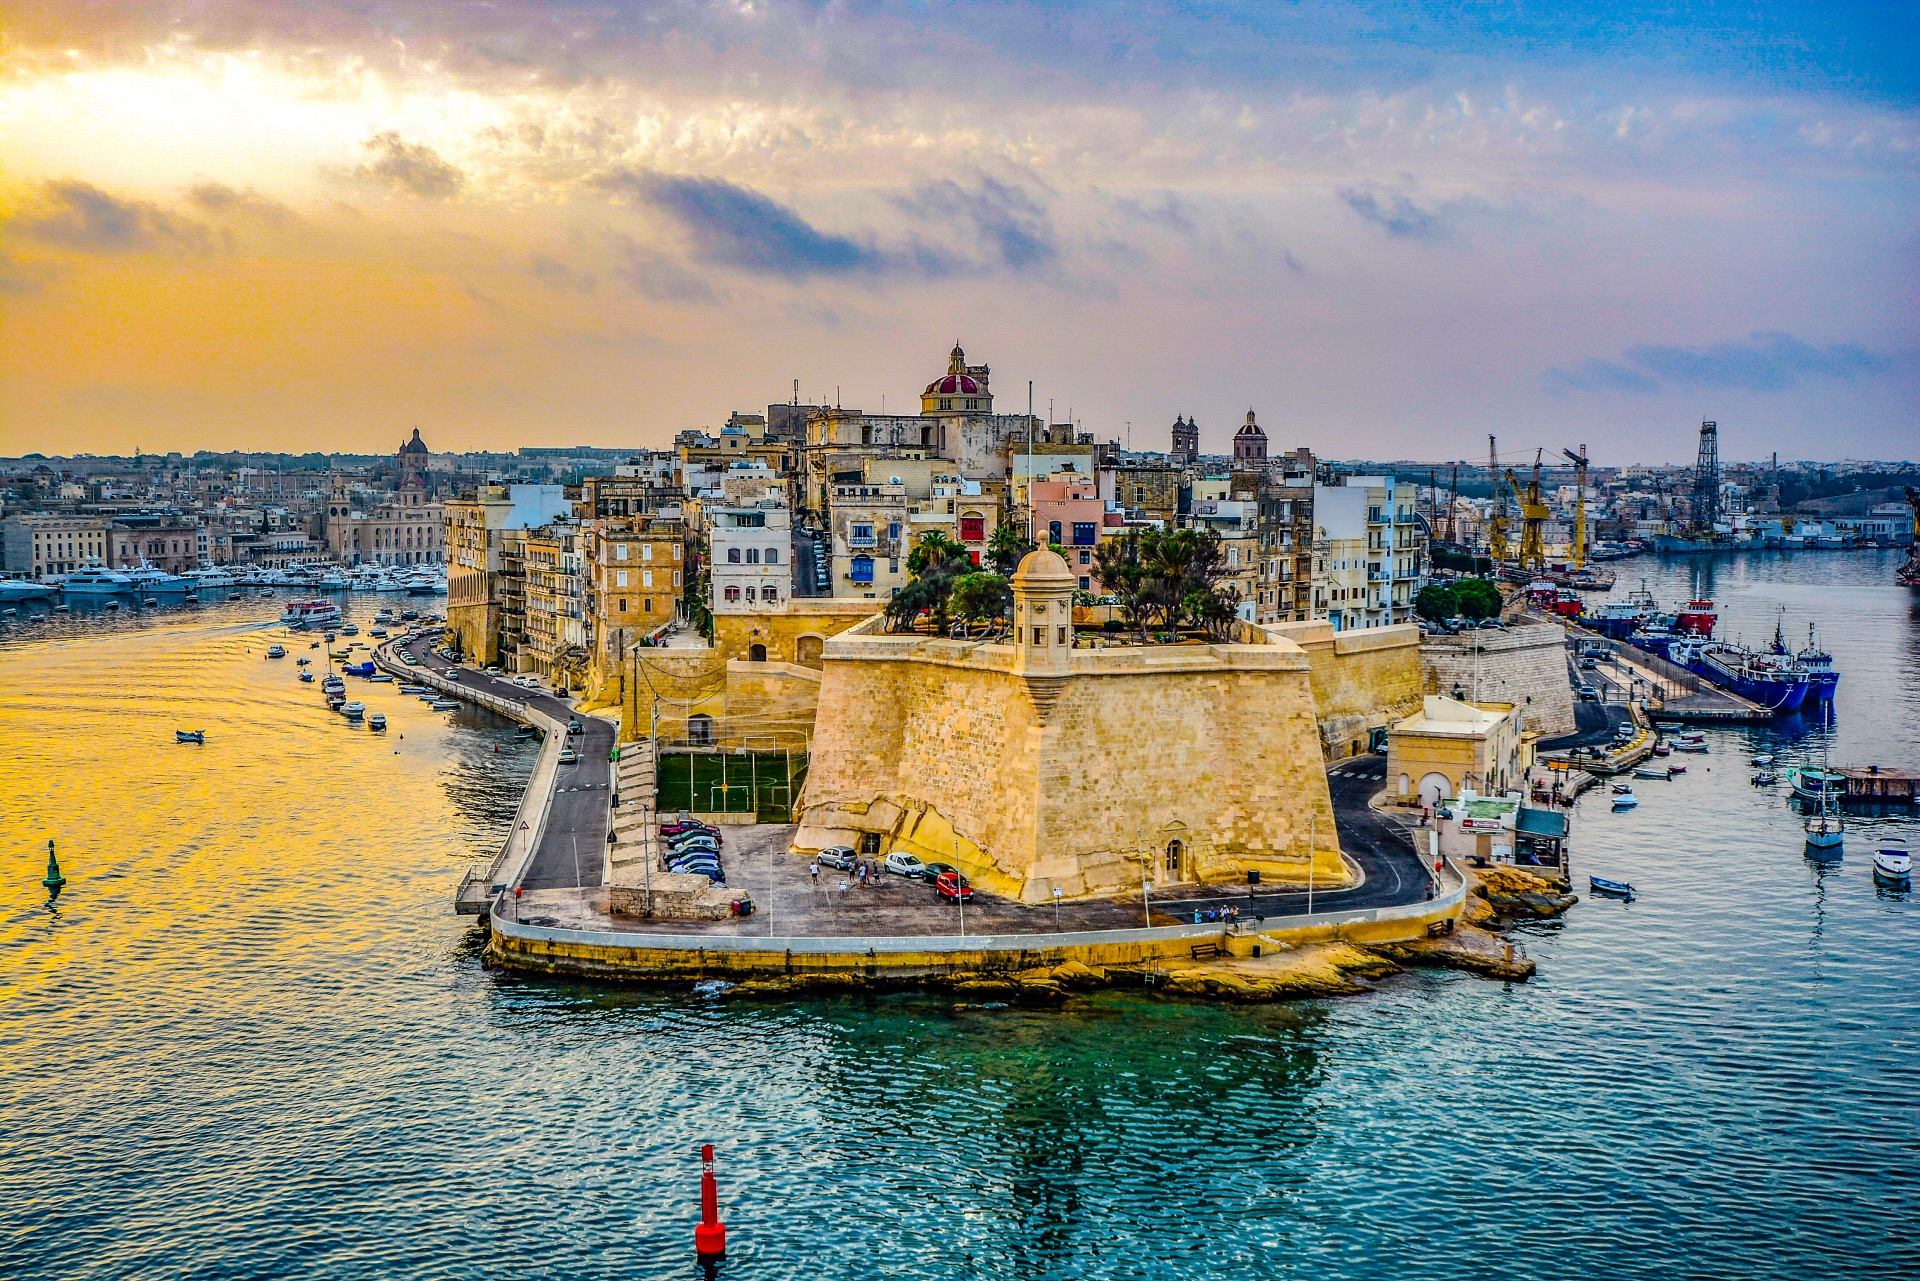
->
[1,1,1915,464]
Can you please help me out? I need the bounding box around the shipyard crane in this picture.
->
[1560,444,1589,570]
[1503,451,1551,572]
[1486,434,1511,562]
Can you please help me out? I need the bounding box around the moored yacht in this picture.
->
[123,563,195,595]
[57,561,136,596]
[281,599,343,629]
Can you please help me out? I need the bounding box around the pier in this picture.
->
[1563,626,1773,723]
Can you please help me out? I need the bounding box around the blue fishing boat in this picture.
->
[1589,875,1635,899]
[1795,623,1839,703]
[174,729,205,744]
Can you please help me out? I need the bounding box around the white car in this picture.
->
[558,747,579,765]
[883,852,926,878]
[513,675,539,689]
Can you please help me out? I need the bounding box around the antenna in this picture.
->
[1027,380,1035,543]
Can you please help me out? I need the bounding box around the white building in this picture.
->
[1311,476,1426,630]
[711,499,793,613]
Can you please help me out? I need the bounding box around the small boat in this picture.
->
[298,671,315,683]
[183,590,198,602]
[1672,741,1708,754]
[1751,770,1778,786]
[1666,763,1686,774]
[1589,875,1636,899]
[1611,782,1634,795]
[1804,734,1844,857]
[295,657,311,666]
[142,597,158,607]
[1676,732,1706,747]
[1752,754,1774,766]
[174,729,206,744]
[308,641,319,649]
[266,644,287,659]
[53,603,69,612]
[401,609,419,620]
[340,624,359,636]
[1652,744,1671,757]
[369,627,388,638]
[1633,767,1668,780]
[398,684,430,694]
[515,725,539,738]
[368,713,388,732]
[367,673,394,683]
[323,631,337,643]
[429,698,461,711]
[342,700,366,718]
[1612,792,1639,809]
[227,592,244,601]
[1873,841,1911,882]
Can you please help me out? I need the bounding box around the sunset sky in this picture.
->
[2,1,1914,462]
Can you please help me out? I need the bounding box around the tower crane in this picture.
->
[1486,434,1510,562]
[1561,444,1588,570]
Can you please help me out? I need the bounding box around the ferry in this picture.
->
[57,562,136,596]
[281,599,343,629]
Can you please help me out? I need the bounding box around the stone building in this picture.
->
[2,514,108,579]
[522,523,587,687]
[324,478,443,567]
[1386,695,1531,807]
[1232,409,1268,467]
[443,484,569,665]
[1255,472,1314,623]
[1420,616,1576,737]
[1170,414,1199,466]
[585,515,685,701]
[828,478,909,599]
[711,500,792,614]
[795,548,1347,902]
[107,519,201,573]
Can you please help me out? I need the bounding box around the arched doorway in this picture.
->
[1418,772,1451,807]
[1164,839,1184,880]
[688,714,715,746]
[748,643,767,662]
[795,635,824,668]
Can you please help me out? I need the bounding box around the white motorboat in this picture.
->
[184,566,238,590]
[341,700,366,718]
[0,578,56,601]
[57,561,135,596]
[368,713,388,731]
[265,644,287,659]
[282,599,343,629]
[123,563,194,594]
[1873,840,1911,882]
[313,569,352,591]
[1611,792,1639,810]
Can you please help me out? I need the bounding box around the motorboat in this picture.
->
[1873,841,1911,882]
[1633,767,1670,780]
[265,644,287,659]
[298,671,315,683]
[313,569,352,591]
[1611,782,1634,795]
[282,599,343,629]
[58,562,135,596]
[1752,770,1778,786]
[0,578,56,601]
[227,592,244,601]
[184,566,238,590]
[174,729,205,744]
[429,697,462,710]
[123,563,194,595]
[1589,875,1635,899]
[1652,744,1671,757]
[369,627,388,638]
[295,657,310,666]
[1788,766,1846,802]
[341,700,366,718]
[367,673,394,683]
[1667,763,1687,774]
[1751,754,1774,766]
[1672,740,1708,754]
[398,684,430,694]
[368,713,388,732]
[340,624,359,636]
[400,609,419,621]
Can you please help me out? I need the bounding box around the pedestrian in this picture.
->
[1192,908,1203,924]
[810,861,820,887]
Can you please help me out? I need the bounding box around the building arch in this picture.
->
[795,634,825,668]
[1418,772,1451,807]
[748,643,767,662]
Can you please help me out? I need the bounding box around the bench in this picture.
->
[1189,942,1222,960]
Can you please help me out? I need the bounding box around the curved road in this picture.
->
[395,632,614,893]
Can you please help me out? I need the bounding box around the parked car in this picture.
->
[673,865,726,884]
[558,747,579,765]
[1577,685,1599,701]
[919,861,958,883]
[816,846,857,871]
[668,852,722,871]
[934,870,975,902]
[664,826,720,844]
[668,839,719,857]
[1578,657,1599,670]
[883,852,927,878]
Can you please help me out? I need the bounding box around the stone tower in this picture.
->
[1170,414,1199,465]
[1009,546,1076,717]
[1232,408,1267,466]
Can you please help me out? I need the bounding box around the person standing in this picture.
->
[809,860,820,888]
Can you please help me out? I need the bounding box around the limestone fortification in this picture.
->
[795,549,1351,903]
[1419,617,1575,738]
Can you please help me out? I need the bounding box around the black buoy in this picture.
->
[43,839,66,895]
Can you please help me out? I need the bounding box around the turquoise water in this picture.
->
[1,563,1916,1279]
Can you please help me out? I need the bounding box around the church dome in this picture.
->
[399,427,429,454]
[924,342,988,398]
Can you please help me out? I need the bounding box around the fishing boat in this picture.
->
[1589,875,1636,899]
[1676,598,1718,635]
[1873,840,1911,882]
[1692,643,1811,714]
[1795,623,1839,703]
[1633,767,1670,780]
[368,713,388,732]
[398,684,430,694]
[265,644,287,659]
[1611,792,1640,810]
[1787,765,1846,802]
[298,671,314,683]
[174,729,205,744]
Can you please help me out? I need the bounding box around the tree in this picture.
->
[1454,577,1503,621]
[950,572,1013,635]
[1415,583,1459,621]
[1093,531,1154,639]
[907,530,966,578]
[986,524,1034,574]
[885,578,939,632]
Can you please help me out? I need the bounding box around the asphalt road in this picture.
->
[396,633,614,891]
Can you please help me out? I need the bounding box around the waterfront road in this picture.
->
[395,633,614,892]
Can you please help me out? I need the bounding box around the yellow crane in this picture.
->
[1504,452,1550,572]
[1486,434,1510,562]
[1561,444,1588,569]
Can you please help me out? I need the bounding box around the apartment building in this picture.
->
[0,515,109,580]
[711,501,792,613]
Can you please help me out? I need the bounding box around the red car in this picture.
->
[934,871,974,902]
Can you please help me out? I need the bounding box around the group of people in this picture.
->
[807,858,883,889]
[1190,904,1244,924]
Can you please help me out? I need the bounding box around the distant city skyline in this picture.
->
[2,2,1914,464]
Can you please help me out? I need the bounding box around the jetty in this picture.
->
[1564,626,1773,723]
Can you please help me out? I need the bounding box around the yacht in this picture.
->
[0,578,56,602]
[123,563,195,595]
[281,599,343,629]
[313,568,352,591]
[57,562,136,596]
[1873,839,1911,883]
[184,566,239,590]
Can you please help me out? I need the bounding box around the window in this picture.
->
[727,547,741,563]
[1165,840,1183,877]
[851,555,874,584]
[673,570,681,587]
[673,544,681,560]
[765,548,779,564]
[1135,485,1146,504]
[851,524,875,546]
[642,544,654,561]
[1031,627,1045,645]
[887,522,901,541]
[1049,520,1063,544]
[642,570,654,588]
[1079,577,1090,590]
[724,586,741,603]
[1058,626,1067,645]
[960,515,985,542]
[644,598,653,611]
[762,585,779,601]
[616,569,628,587]
[1078,549,1091,565]
[1072,522,1097,546]
[618,598,627,611]
[688,714,714,746]
[745,548,759,564]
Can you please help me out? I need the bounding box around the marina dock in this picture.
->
[1566,627,1774,723]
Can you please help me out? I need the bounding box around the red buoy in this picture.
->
[695,1143,727,1258]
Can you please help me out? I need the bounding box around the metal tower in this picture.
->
[1691,420,1720,532]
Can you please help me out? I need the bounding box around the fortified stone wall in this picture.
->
[714,599,882,668]
[1261,620,1424,759]
[797,623,1344,902]
[1419,620,1576,738]
[619,650,823,750]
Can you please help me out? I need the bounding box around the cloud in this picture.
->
[1625,331,1892,391]
[608,233,721,304]
[1340,189,1442,240]
[527,252,596,294]
[360,132,465,199]
[1549,331,1894,394]
[187,182,296,224]
[1544,358,1661,394]
[12,180,211,253]
[599,170,881,277]
[897,177,1057,270]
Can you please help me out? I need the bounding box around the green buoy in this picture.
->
[43,839,66,895]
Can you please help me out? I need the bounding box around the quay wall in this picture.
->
[1420,621,1576,738]
[487,874,1467,981]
